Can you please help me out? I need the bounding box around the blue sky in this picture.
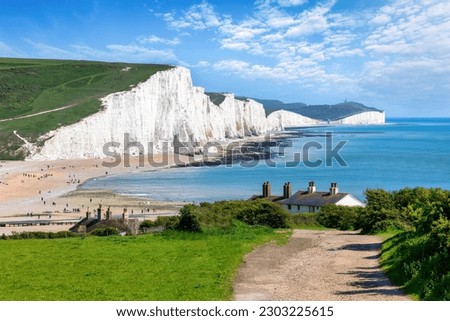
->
[1,0,449,116]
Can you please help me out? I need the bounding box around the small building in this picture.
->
[251,181,365,213]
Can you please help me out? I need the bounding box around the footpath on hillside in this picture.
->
[233,229,409,301]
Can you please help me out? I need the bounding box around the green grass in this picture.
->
[0,223,290,300]
[0,57,172,159]
[380,231,450,300]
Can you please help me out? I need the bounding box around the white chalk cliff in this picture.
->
[29,67,276,160]
[267,110,320,128]
[329,111,385,125]
[28,66,385,160]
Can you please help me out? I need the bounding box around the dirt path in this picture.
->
[233,229,409,301]
[0,104,76,123]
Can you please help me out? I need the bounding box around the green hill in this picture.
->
[0,57,171,159]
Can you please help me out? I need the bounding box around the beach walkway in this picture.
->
[233,229,409,301]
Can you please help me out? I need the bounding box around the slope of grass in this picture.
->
[0,223,290,301]
[380,230,450,300]
[0,58,172,159]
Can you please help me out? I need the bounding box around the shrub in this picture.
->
[176,205,201,232]
[5,231,78,240]
[318,204,359,230]
[430,217,450,251]
[154,216,180,230]
[140,220,155,229]
[236,200,290,228]
[290,213,321,228]
[48,231,78,239]
[90,227,119,237]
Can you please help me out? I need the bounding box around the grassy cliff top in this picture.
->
[0,58,172,159]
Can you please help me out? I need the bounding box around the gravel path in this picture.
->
[233,229,409,301]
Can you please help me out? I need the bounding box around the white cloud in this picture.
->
[213,60,249,73]
[194,60,210,67]
[105,44,177,61]
[365,0,450,57]
[25,39,80,59]
[370,13,391,25]
[284,5,332,38]
[220,40,249,51]
[161,0,450,111]
[0,41,22,57]
[164,1,221,30]
[139,35,180,46]
[212,59,287,80]
[358,0,450,111]
[277,0,308,7]
[22,40,178,64]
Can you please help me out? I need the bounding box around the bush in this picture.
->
[176,205,201,232]
[382,231,450,300]
[140,220,156,229]
[49,231,78,239]
[5,231,78,240]
[318,204,359,230]
[290,213,321,228]
[236,200,290,228]
[430,217,450,251]
[154,216,180,230]
[90,227,119,237]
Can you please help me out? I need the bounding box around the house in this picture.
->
[251,181,365,213]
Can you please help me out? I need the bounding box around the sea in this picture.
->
[81,118,450,203]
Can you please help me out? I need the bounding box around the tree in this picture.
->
[177,205,201,232]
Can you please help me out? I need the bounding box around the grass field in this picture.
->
[0,223,290,301]
[0,58,171,159]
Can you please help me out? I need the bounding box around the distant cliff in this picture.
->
[329,111,385,125]
[248,98,385,123]
[267,110,320,128]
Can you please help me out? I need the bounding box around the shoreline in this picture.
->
[0,154,192,235]
[0,133,288,235]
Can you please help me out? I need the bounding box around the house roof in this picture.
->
[279,190,349,207]
[249,195,286,202]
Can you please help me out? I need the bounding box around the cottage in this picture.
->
[252,181,365,213]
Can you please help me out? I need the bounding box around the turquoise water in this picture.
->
[82,118,450,202]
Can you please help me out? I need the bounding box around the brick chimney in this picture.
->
[307,181,316,194]
[106,207,112,220]
[330,182,339,195]
[97,204,102,221]
[262,181,271,198]
[283,182,292,199]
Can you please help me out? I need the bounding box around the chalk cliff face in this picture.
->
[29,67,274,160]
[28,66,386,160]
[329,111,385,125]
[267,110,320,128]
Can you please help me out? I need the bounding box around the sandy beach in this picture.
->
[0,154,190,235]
